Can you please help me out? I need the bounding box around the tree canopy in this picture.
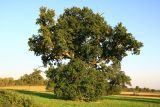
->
[28,6,143,101]
[28,7,143,66]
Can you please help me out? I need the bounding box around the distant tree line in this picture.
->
[0,77,15,86]
[123,86,160,93]
[0,69,45,87]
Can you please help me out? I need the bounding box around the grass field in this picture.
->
[0,86,160,107]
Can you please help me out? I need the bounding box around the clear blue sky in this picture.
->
[0,0,160,89]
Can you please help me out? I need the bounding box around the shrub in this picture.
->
[0,90,40,107]
[46,59,106,101]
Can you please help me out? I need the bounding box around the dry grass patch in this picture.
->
[0,86,46,92]
[121,91,160,98]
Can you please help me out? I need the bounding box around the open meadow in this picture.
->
[0,86,159,107]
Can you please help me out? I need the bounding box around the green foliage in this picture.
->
[0,70,45,87]
[45,79,54,91]
[46,59,106,101]
[28,6,143,101]
[17,69,45,86]
[0,77,15,86]
[28,7,55,66]
[0,90,40,107]
[28,7,143,66]
[103,23,143,61]
[100,63,131,95]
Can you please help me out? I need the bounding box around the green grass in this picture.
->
[1,89,160,107]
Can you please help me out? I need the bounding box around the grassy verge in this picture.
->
[0,90,40,107]
[8,90,160,107]
[0,88,159,107]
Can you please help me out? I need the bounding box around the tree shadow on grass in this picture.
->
[14,90,57,99]
[104,96,160,104]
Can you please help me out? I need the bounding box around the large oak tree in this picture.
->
[28,7,143,101]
